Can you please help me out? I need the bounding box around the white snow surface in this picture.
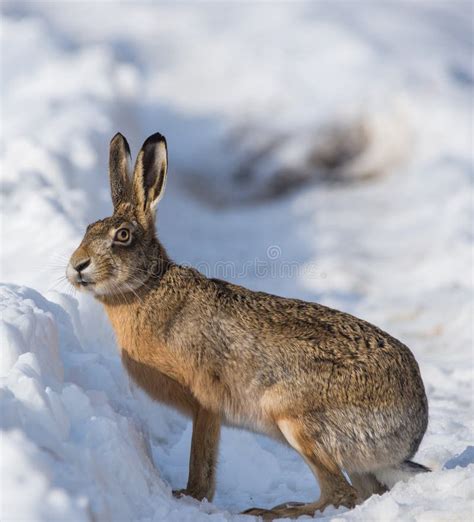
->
[1,2,473,521]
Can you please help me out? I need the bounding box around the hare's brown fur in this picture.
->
[68,133,429,519]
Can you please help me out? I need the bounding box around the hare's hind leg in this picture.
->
[243,418,357,519]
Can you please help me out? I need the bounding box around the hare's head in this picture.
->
[67,133,168,297]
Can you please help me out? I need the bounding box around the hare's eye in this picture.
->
[114,228,131,244]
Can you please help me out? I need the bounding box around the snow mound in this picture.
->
[0,285,231,521]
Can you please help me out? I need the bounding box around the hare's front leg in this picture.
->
[174,406,221,501]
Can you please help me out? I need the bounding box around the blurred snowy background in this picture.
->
[1,1,473,521]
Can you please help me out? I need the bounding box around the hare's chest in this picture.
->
[104,304,152,359]
[107,310,140,349]
[104,304,188,385]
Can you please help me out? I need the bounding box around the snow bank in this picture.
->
[1,1,473,521]
[0,285,236,521]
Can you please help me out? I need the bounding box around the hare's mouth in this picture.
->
[73,274,97,290]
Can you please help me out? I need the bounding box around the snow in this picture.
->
[1,2,473,521]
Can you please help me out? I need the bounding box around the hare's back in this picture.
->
[207,275,411,357]
[202,275,424,388]
[182,270,422,378]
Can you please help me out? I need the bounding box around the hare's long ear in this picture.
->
[132,132,168,224]
[109,133,132,211]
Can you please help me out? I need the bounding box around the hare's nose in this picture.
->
[74,258,91,272]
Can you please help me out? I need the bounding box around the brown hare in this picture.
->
[67,132,429,519]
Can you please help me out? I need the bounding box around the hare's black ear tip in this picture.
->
[110,132,131,154]
[111,132,126,143]
[143,132,167,149]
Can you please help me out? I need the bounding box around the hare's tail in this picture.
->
[374,460,431,489]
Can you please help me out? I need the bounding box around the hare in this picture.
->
[67,132,429,519]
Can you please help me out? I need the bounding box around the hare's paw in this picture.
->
[172,487,210,502]
[241,507,276,520]
[242,495,357,519]
[242,502,306,519]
